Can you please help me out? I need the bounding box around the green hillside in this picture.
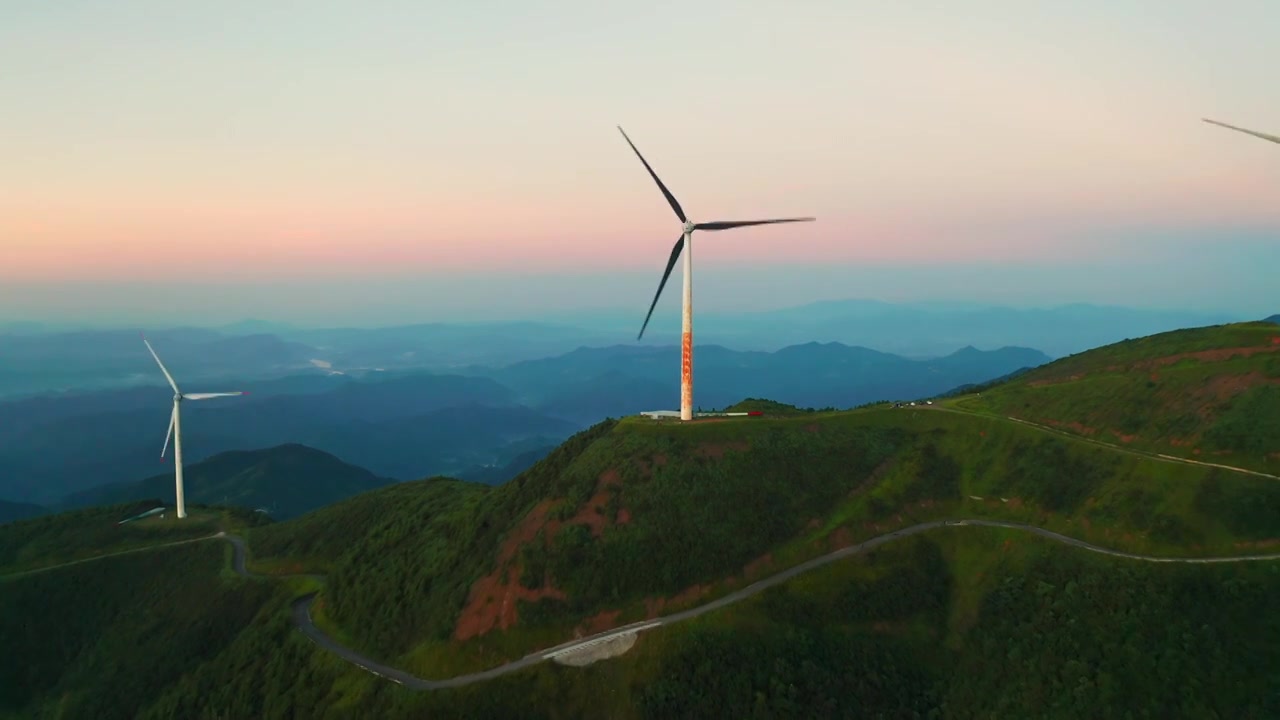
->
[249,396,1280,680]
[952,321,1280,473]
[0,499,45,525]
[5,322,1280,718]
[125,528,1280,719]
[0,539,275,719]
[0,501,228,575]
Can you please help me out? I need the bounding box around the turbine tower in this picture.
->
[1202,118,1280,145]
[618,126,815,422]
[143,337,246,519]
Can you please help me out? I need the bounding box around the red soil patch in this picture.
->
[743,553,774,581]
[454,499,567,641]
[830,527,854,550]
[653,453,668,467]
[670,583,711,607]
[1114,432,1138,444]
[1065,421,1098,436]
[694,441,751,459]
[1006,497,1024,509]
[1193,448,1202,455]
[1192,371,1279,407]
[1028,373,1087,388]
[573,609,622,638]
[1042,418,1098,436]
[566,469,624,538]
[454,468,630,641]
[1001,539,1013,552]
[804,423,821,433]
[1150,373,1160,382]
[644,597,665,619]
[645,583,713,619]
[1147,344,1280,368]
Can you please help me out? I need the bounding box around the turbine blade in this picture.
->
[1202,118,1280,145]
[694,217,816,231]
[183,392,247,400]
[637,235,685,341]
[142,336,181,394]
[161,404,176,459]
[617,126,687,223]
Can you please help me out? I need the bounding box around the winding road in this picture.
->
[7,517,1279,690]
[222,520,1280,691]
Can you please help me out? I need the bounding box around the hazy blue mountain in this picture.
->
[2,301,1240,399]
[0,373,567,504]
[62,444,390,520]
[1265,314,1280,324]
[476,342,1052,423]
[575,301,1240,359]
[0,499,45,525]
[0,328,325,398]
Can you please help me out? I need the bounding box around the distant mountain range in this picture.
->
[469,342,1052,423]
[0,336,1049,505]
[0,499,45,525]
[0,300,1241,398]
[0,373,576,505]
[63,444,390,520]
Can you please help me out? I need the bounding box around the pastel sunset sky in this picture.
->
[2,0,1278,325]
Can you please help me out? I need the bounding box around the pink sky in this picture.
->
[2,2,1278,295]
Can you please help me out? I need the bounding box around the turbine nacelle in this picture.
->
[682,220,696,235]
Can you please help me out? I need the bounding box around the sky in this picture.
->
[2,0,1278,326]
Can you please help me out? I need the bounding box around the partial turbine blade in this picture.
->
[161,404,176,459]
[637,235,685,341]
[183,392,247,400]
[1202,118,1280,145]
[142,336,181,394]
[694,217,816,231]
[617,126,687,223]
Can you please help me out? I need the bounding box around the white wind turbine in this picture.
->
[618,126,815,421]
[1203,118,1280,145]
[143,336,247,519]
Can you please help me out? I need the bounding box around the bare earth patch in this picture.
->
[454,499,567,641]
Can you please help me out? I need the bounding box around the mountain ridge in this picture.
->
[62,444,392,520]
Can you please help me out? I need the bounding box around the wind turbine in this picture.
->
[1202,118,1280,145]
[618,126,815,422]
[143,336,246,519]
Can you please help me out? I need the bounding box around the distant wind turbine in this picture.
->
[618,126,815,422]
[1202,118,1280,145]
[143,336,246,519]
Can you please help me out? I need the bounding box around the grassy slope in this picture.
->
[0,540,275,720]
[249,400,1280,679]
[8,322,1278,718]
[0,502,241,575]
[132,527,1280,720]
[954,321,1280,472]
